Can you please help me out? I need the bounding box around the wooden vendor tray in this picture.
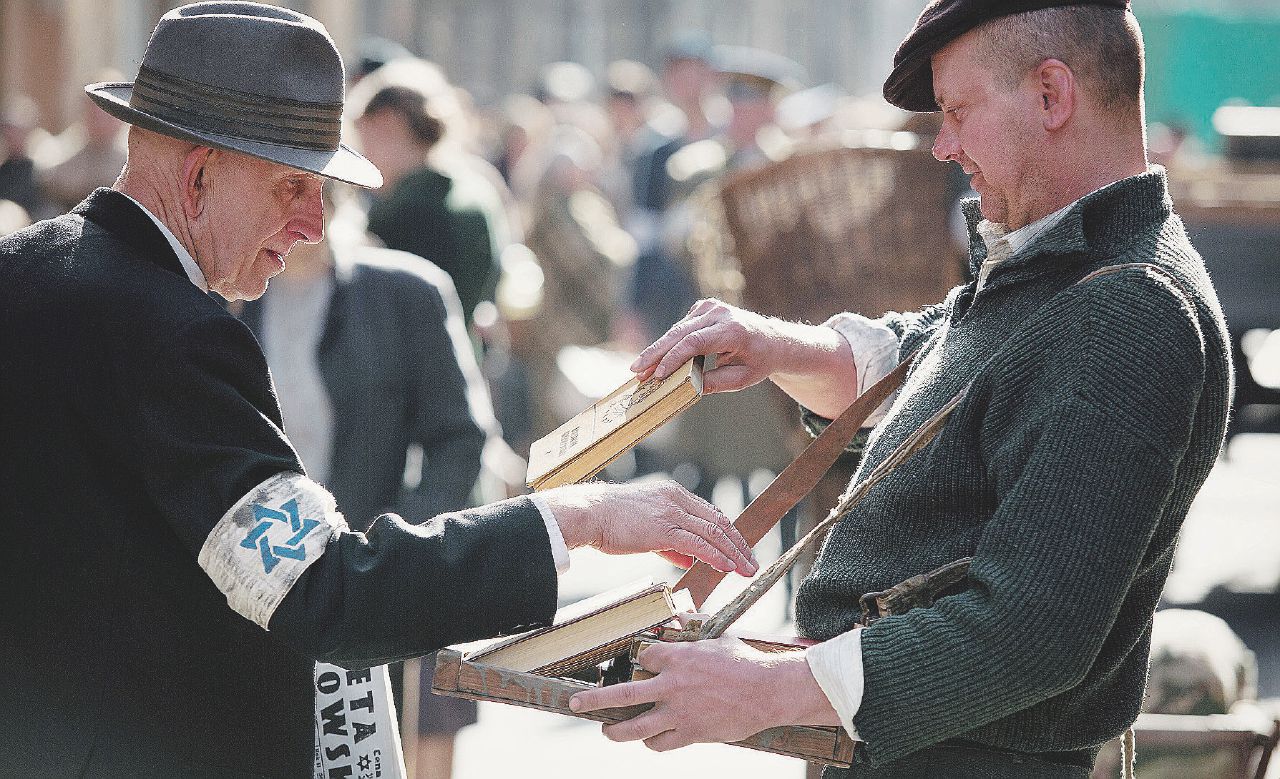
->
[432,649,856,768]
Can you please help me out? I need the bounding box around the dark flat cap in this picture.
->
[884,0,1130,112]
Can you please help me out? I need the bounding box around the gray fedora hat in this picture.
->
[86,2,382,188]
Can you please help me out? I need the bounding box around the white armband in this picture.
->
[198,472,348,629]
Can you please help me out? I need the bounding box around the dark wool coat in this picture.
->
[0,189,557,778]
[365,166,501,322]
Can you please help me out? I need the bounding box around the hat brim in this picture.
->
[86,82,383,189]
[883,54,941,113]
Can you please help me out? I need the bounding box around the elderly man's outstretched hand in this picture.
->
[541,480,758,576]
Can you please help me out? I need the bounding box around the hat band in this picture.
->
[130,65,342,152]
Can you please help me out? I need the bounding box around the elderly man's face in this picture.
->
[192,150,324,300]
[930,33,1045,229]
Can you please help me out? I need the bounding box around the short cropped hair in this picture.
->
[973,6,1144,120]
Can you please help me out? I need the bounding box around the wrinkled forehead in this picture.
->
[930,31,988,106]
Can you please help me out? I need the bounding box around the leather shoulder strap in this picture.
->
[675,351,917,608]
[1077,262,1195,308]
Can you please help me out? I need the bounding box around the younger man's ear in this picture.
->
[1037,58,1075,131]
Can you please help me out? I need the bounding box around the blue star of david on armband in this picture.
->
[199,473,347,629]
[240,498,322,574]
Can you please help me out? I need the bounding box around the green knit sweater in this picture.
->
[795,169,1233,768]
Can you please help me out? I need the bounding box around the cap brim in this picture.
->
[86,82,383,189]
[883,55,941,113]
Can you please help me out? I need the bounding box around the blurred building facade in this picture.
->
[6,0,1280,136]
[1,0,930,132]
[7,0,1279,140]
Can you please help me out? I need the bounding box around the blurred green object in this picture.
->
[1135,7,1280,151]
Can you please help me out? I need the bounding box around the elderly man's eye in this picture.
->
[281,176,310,198]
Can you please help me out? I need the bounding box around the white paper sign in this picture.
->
[313,662,407,779]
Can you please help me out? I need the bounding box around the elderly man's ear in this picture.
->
[181,146,217,219]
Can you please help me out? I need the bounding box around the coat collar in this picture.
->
[72,188,189,282]
[961,166,1173,290]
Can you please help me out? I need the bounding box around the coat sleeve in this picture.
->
[271,496,558,668]
[96,310,557,668]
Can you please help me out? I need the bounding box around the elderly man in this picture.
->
[572,2,1233,776]
[0,5,755,778]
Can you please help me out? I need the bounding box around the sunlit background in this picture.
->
[3,1,1277,777]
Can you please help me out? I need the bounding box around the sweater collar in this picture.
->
[961,166,1173,290]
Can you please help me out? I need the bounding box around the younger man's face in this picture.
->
[930,32,1048,229]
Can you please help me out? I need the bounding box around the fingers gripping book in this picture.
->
[526,356,704,490]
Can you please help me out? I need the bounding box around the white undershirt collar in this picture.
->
[120,193,209,292]
[974,201,1075,292]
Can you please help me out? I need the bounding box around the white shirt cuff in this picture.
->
[804,628,865,740]
[823,312,901,427]
[529,492,571,574]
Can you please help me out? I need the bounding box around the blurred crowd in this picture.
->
[2,29,1275,779]
[0,74,129,232]
[0,33,1202,476]
[0,35,837,453]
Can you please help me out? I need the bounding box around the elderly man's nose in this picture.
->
[292,186,325,243]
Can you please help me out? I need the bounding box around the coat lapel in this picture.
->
[238,263,346,354]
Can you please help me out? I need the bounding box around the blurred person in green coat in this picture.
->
[352,59,512,323]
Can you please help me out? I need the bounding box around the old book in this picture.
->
[466,579,694,678]
[526,356,704,490]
